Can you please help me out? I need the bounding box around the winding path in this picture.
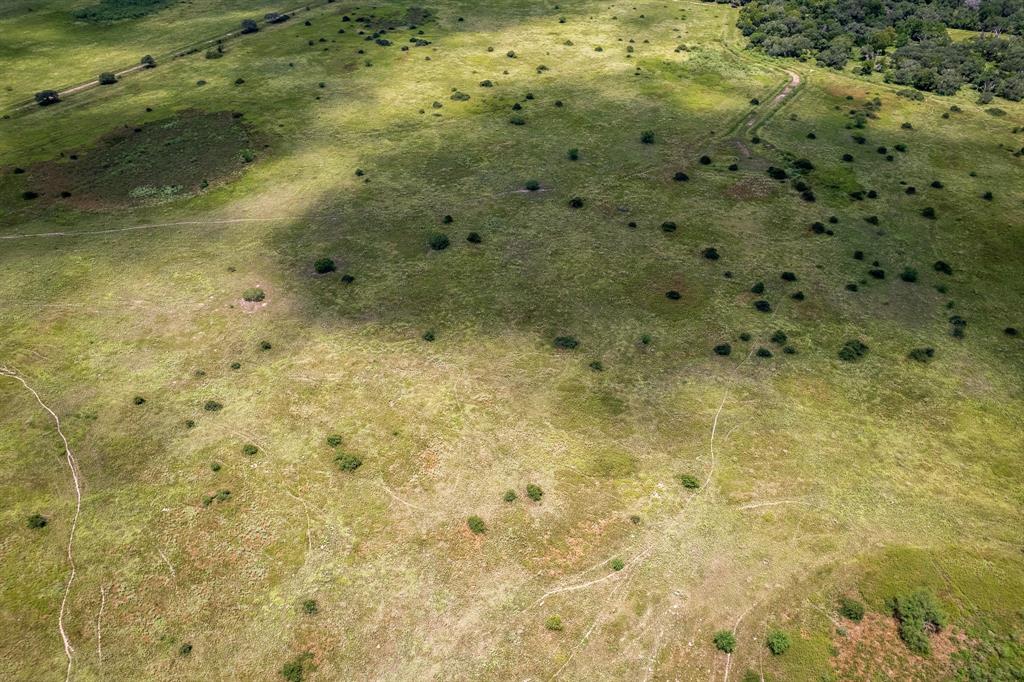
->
[1,367,83,682]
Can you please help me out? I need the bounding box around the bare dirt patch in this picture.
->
[831,612,967,681]
[726,175,779,201]
[20,110,258,209]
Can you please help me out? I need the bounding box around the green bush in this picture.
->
[326,434,343,448]
[314,257,336,274]
[892,589,947,655]
[839,596,865,621]
[545,615,563,631]
[301,599,318,615]
[210,461,221,472]
[678,473,700,489]
[610,558,625,571]
[259,340,272,351]
[526,483,543,501]
[756,347,773,358]
[280,652,316,682]
[713,343,731,356]
[27,514,48,529]
[567,148,579,160]
[428,233,450,250]
[204,400,223,411]
[908,347,935,363]
[900,268,918,283]
[525,179,541,191]
[771,330,788,345]
[467,515,487,534]
[335,453,362,471]
[503,489,517,502]
[133,396,146,405]
[766,629,791,655]
[242,288,265,302]
[838,340,869,362]
[569,196,584,208]
[553,336,579,349]
[713,630,736,653]
[640,130,655,144]
[179,643,192,656]
[242,443,258,456]
[99,72,117,85]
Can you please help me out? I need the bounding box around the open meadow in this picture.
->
[1,0,1022,680]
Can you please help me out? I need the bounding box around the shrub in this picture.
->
[99,72,117,85]
[27,514,48,529]
[781,271,797,282]
[133,395,146,405]
[35,90,60,106]
[204,400,223,411]
[509,115,526,125]
[753,300,771,313]
[466,232,482,243]
[525,179,541,191]
[230,362,241,370]
[179,643,193,656]
[241,18,259,33]
[242,288,265,302]
[790,291,805,301]
[610,558,625,571]
[713,343,731,356]
[665,290,681,300]
[892,589,946,655]
[766,630,791,655]
[569,196,584,208]
[750,282,765,294]
[210,461,221,471]
[933,260,953,275]
[545,615,563,631]
[739,332,752,342]
[770,330,787,345]
[713,630,736,653]
[640,130,655,144]
[838,340,868,362]
[699,155,711,165]
[503,489,517,502]
[326,434,343,448]
[422,330,435,342]
[526,483,543,501]
[678,474,700,489]
[703,247,720,260]
[141,55,156,68]
[301,599,318,615]
[842,153,853,162]
[767,166,788,180]
[466,515,487,534]
[756,347,773,358]
[259,340,272,351]
[428,233,450,250]
[900,268,918,283]
[839,596,865,621]
[280,652,315,682]
[567,148,579,160]
[553,336,578,349]
[335,453,362,471]
[793,158,814,171]
[589,360,604,371]
[1005,327,1019,337]
[242,443,259,456]
[673,171,689,182]
[479,79,493,87]
[869,269,885,279]
[314,257,336,274]
[930,180,944,189]
[660,221,677,232]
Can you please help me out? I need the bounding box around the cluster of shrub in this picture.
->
[733,0,1024,100]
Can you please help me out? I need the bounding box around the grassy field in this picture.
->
[1,0,1022,680]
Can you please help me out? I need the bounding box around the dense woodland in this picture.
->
[728,0,1024,100]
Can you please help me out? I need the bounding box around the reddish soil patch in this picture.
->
[831,612,967,680]
[726,176,779,201]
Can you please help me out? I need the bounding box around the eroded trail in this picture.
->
[1,367,83,682]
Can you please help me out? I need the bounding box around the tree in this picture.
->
[98,72,117,85]
[241,18,259,34]
[140,55,156,68]
[35,90,60,106]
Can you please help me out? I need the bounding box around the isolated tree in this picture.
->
[34,90,60,106]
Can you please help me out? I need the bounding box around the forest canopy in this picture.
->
[730,0,1024,100]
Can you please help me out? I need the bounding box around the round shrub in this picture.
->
[770,330,787,345]
[766,630,791,655]
[921,207,936,219]
[27,514,48,529]
[839,596,865,621]
[699,155,711,165]
[525,179,541,191]
[569,197,584,208]
[678,474,700,489]
[750,282,765,294]
[133,396,146,405]
[933,260,953,275]
[702,247,720,260]
[422,330,435,342]
[466,232,482,243]
[314,257,336,274]
[753,300,771,313]
[466,515,487,534]
[509,115,526,125]
[900,268,918,283]
[35,90,60,106]
[640,130,655,144]
[204,400,223,411]
[756,347,773,358]
[713,343,731,356]
[99,72,117,85]
[673,171,689,182]
[589,360,604,371]
[503,489,517,502]
[179,643,192,656]
[567,148,579,160]
[781,271,797,282]
[545,615,563,631]
[242,288,265,302]
[526,483,543,501]
[335,453,362,471]
[259,340,272,350]
[869,269,885,279]
[428,233,450,250]
[326,434,343,447]
[660,221,677,233]
[242,443,258,456]
[713,630,736,653]
[301,599,318,615]
[610,558,625,571]
[838,340,869,362]
[553,335,578,349]
[665,290,681,300]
